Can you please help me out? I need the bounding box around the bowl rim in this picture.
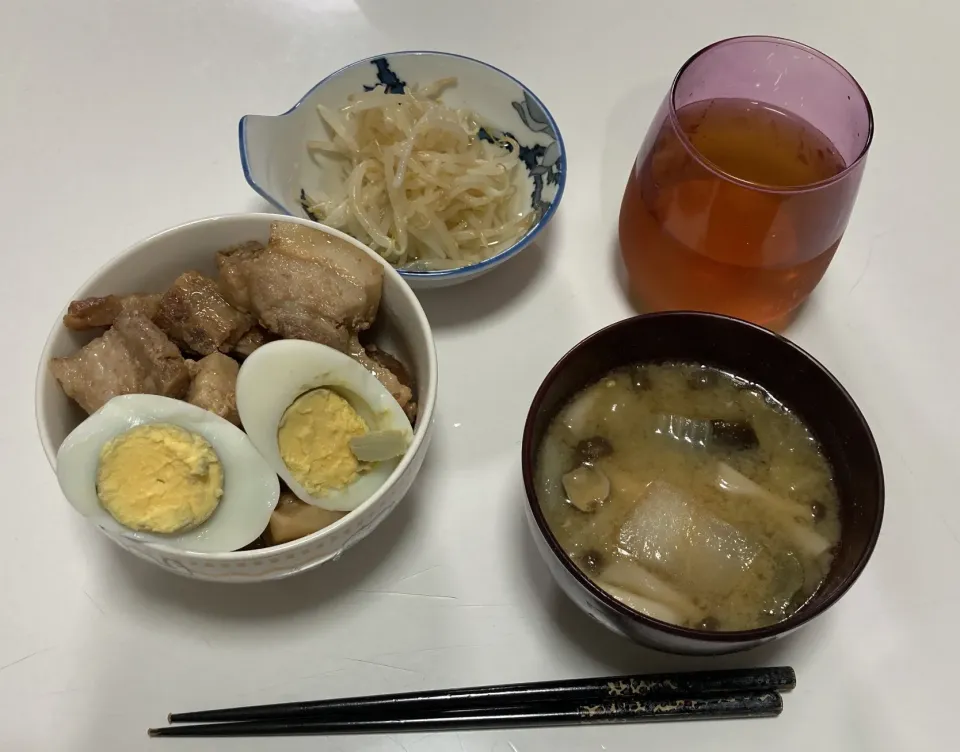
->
[35,212,439,562]
[238,49,567,281]
[521,311,885,643]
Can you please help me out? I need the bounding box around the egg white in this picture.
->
[236,340,413,512]
[56,394,280,553]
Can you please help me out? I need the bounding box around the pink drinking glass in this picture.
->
[618,36,874,329]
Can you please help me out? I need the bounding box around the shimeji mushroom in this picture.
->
[597,582,684,626]
[561,465,611,513]
[715,462,832,557]
[598,559,704,624]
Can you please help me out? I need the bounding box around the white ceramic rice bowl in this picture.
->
[35,214,438,582]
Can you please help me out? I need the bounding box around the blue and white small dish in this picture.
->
[239,51,566,289]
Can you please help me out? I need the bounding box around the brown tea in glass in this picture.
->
[619,36,873,329]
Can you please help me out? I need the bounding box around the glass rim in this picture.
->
[668,35,875,195]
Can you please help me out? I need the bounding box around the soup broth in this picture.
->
[535,362,840,631]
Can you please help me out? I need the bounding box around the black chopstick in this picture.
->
[150,691,782,737]
[167,666,794,724]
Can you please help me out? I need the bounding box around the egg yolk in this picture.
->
[96,423,224,534]
[278,388,369,496]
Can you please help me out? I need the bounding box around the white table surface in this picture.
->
[2,1,957,750]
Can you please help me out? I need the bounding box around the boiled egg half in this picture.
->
[236,340,413,512]
[56,394,280,553]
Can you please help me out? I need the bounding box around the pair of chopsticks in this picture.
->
[148,666,794,738]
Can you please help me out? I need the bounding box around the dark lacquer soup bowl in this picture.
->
[521,312,884,655]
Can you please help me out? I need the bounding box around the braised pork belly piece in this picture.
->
[216,223,382,351]
[154,271,253,356]
[50,311,190,413]
[185,352,240,426]
[63,293,162,331]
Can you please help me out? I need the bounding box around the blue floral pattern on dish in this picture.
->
[300,56,563,220]
[364,57,407,94]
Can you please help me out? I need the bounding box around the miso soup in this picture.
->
[534,362,840,631]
